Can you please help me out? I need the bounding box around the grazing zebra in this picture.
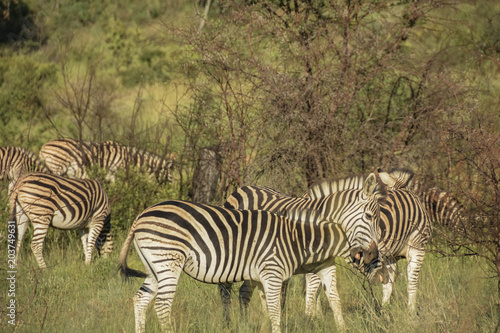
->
[222,172,388,329]
[118,198,384,333]
[39,138,173,183]
[407,182,467,232]
[376,167,467,230]
[304,168,431,314]
[0,147,48,193]
[9,173,112,269]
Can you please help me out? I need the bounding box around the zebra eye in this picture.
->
[365,212,373,220]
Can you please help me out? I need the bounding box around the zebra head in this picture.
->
[328,172,387,275]
[377,167,414,190]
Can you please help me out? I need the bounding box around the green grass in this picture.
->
[1,228,498,333]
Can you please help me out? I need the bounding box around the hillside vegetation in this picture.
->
[1,0,500,332]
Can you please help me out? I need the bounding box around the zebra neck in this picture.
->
[292,220,341,260]
[317,190,360,221]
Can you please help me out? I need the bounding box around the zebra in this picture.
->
[0,147,49,194]
[303,168,431,314]
[221,172,388,329]
[118,195,385,333]
[406,181,468,232]
[9,172,112,269]
[38,138,174,183]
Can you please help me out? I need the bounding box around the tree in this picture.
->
[173,0,468,196]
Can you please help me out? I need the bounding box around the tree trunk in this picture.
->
[191,145,221,204]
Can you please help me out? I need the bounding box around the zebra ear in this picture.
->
[363,173,378,196]
[378,171,397,189]
[363,173,387,202]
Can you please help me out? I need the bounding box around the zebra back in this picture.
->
[303,175,366,200]
[224,185,308,211]
[382,167,467,229]
[407,180,467,230]
[123,146,174,183]
[40,138,173,182]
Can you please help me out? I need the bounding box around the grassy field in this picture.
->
[1,228,498,333]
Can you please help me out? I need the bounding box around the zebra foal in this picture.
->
[0,147,48,193]
[118,199,385,333]
[39,138,173,183]
[9,173,112,269]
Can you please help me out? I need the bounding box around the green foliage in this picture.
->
[87,165,178,233]
[0,54,57,148]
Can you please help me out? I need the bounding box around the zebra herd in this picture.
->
[1,140,468,332]
[1,139,173,269]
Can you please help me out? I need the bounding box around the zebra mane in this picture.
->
[303,174,366,200]
[379,167,415,190]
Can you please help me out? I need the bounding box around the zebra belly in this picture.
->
[51,210,90,229]
[182,251,258,284]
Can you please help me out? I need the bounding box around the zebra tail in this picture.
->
[117,218,148,280]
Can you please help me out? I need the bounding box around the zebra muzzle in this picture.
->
[362,240,379,265]
[349,246,363,266]
[350,241,379,266]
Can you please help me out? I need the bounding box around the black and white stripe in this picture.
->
[39,138,173,183]
[118,199,383,333]
[408,182,467,232]
[380,168,466,230]
[222,172,388,329]
[0,147,48,193]
[10,172,112,269]
[304,168,431,313]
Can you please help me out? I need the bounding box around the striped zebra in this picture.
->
[118,195,384,333]
[304,168,431,313]
[221,172,388,329]
[39,138,173,183]
[377,167,467,229]
[9,172,112,269]
[0,147,49,193]
[408,182,467,232]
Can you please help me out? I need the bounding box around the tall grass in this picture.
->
[1,224,498,332]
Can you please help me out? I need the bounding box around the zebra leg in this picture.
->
[219,282,232,322]
[316,265,345,332]
[154,252,186,332]
[14,209,30,267]
[255,280,288,314]
[239,280,257,317]
[133,276,158,333]
[259,277,283,333]
[30,217,51,269]
[280,280,289,312]
[84,224,103,265]
[79,229,89,257]
[406,248,425,312]
[382,259,397,306]
[96,216,113,257]
[132,239,159,333]
[305,272,322,317]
